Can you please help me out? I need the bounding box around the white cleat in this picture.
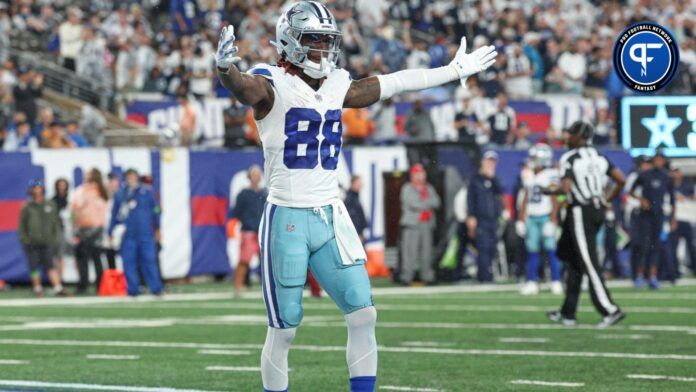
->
[520,281,540,296]
[549,281,564,295]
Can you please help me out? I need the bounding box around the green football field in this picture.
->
[0,280,695,392]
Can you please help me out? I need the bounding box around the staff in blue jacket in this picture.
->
[108,169,163,296]
[466,151,506,282]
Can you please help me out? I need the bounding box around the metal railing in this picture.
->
[11,48,114,111]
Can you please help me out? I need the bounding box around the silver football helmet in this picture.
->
[529,143,553,169]
[272,1,341,79]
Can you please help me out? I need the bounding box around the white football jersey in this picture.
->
[524,168,559,217]
[247,63,353,208]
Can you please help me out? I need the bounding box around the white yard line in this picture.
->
[31,301,696,315]
[379,386,444,391]
[86,354,139,360]
[400,341,455,348]
[596,334,653,340]
[627,374,696,382]
[1,316,694,335]
[3,338,696,361]
[4,279,693,307]
[0,380,221,392]
[499,337,549,343]
[197,349,251,356]
[0,360,29,365]
[0,320,175,331]
[630,325,696,333]
[510,380,584,388]
[205,366,261,372]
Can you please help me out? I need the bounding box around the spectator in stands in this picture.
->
[7,111,26,135]
[585,46,611,100]
[342,107,373,145]
[190,45,214,99]
[223,96,248,148]
[33,107,54,140]
[178,94,197,146]
[405,99,434,142]
[467,151,505,283]
[71,168,109,294]
[454,93,480,145]
[77,26,112,87]
[65,120,90,147]
[13,67,42,125]
[19,180,65,297]
[109,168,163,297]
[486,92,516,147]
[522,32,544,94]
[52,178,71,279]
[102,5,135,44]
[79,105,107,147]
[370,97,397,142]
[344,175,368,243]
[511,121,533,149]
[370,25,406,73]
[115,39,137,92]
[42,121,75,149]
[593,103,615,146]
[230,165,267,296]
[142,67,168,93]
[406,40,431,70]
[133,34,156,91]
[541,39,561,91]
[58,7,83,72]
[3,121,37,151]
[557,40,588,94]
[355,0,389,37]
[478,44,506,98]
[505,43,533,99]
[0,4,9,65]
[400,164,440,285]
[171,0,198,36]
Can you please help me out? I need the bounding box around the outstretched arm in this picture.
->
[344,37,497,108]
[215,26,274,116]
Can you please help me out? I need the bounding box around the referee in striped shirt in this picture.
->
[546,121,626,328]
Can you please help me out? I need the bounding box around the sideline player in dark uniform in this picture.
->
[630,150,676,288]
[545,121,626,328]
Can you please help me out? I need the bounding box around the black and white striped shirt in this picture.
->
[559,146,614,207]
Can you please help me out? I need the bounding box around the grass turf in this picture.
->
[0,281,695,391]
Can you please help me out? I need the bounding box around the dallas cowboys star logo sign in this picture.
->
[641,104,682,148]
[621,96,696,158]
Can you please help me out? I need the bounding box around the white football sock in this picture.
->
[345,306,378,377]
[261,326,296,391]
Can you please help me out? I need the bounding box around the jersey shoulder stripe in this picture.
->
[247,63,277,86]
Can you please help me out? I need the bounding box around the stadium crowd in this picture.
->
[0,0,695,149]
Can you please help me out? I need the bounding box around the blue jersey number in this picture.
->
[284,108,342,170]
[529,185,543,204]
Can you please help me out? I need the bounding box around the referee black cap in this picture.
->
[566,120,594,140]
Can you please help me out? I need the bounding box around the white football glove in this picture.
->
[515,220,527,238]
[449,37,497,87]
[542,221,557,238]
[216,25,241,69]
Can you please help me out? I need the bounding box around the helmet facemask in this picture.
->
[273,2,342,79]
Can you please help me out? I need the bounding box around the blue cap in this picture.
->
[483,150,498,160]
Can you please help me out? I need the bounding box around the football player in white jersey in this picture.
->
[517,144,563,295]
[215,2,497,391]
